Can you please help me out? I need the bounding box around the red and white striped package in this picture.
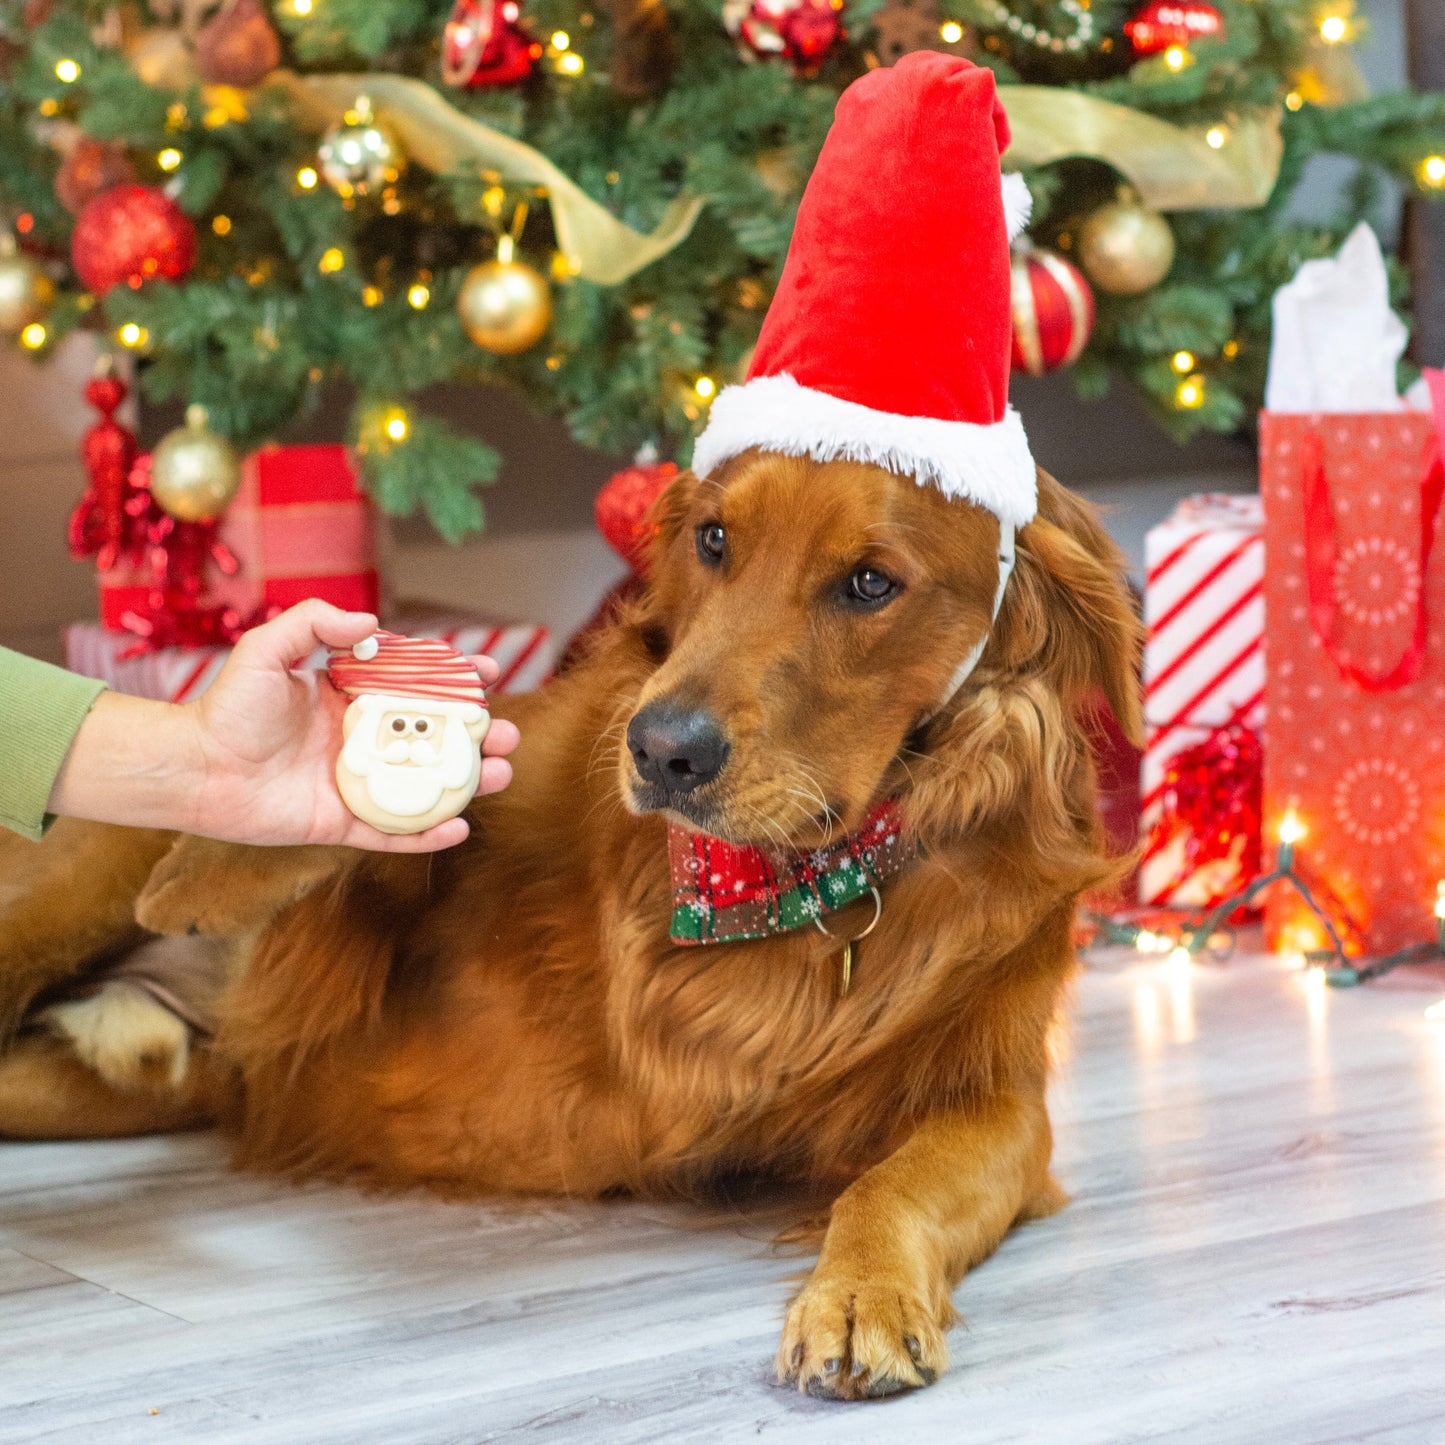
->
[1139,494,1265,905]
[64,614,555,704]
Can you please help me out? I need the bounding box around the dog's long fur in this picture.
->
[0,453,1141,1399]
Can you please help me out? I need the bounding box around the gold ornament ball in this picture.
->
[150,404,242,522]
[1077,199,1176,296]
[318,107,404,198]
[458,257,553,355]
[0,241,53,334]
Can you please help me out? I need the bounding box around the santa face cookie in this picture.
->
[327,632,490,835]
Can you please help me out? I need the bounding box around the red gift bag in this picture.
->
[1260,371,1445,955]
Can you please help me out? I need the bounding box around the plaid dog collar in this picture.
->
[667,799,915,945]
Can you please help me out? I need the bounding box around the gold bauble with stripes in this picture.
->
[1077,196,1176,296]
[1009,245,1095,377]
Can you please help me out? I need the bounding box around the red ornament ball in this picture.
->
[595,461,678,573]
[71,185,197,296]
[1124,0,1223,54]
[1010,247,1094,377]
[724,0,844,70]
[442,0,543,87]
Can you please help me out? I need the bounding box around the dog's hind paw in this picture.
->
[41,983,191,1092]
[776,1276,949,1401]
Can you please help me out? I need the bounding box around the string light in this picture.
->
[557,51,584,74]
[1172,350,1195,374]
[407,282,430,309]
[1222,339,1241,359]
[38,98,59,116]
[551,29,570,48]
[381,407,410,442]
[1163,45,1188,70]
[19,322,46,350]
[212,215,232,235]
[296,166,319,190]
[289,0,314,13]
[361,285,383,307]
[1175,374,1206,409]
[939,20,964,42]
[117,322,148,348]
[694,375,717,400]
[1319,13,1348,43]
[1285,91,1304,111]
[318,247,345,274]
[1420,156,1445,190]
[157,148,183,172]
[1205,126,1227,149]
[54,58,80,83]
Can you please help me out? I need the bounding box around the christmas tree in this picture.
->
[0,0,1442,539]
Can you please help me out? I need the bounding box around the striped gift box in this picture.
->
[1139,494,1265,905]
[64,614,554,704]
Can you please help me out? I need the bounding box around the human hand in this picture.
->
[184,601,521,850]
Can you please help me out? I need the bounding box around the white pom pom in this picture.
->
[352,635,380,661]
[1002,172,1033,242]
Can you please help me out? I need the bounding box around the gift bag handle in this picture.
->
[1300,369,1445,692]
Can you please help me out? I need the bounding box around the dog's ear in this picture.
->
[645,467,700,566]
[1002,470,1144,746]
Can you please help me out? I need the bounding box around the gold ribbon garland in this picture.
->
[267,71,705,285]
[998,86,1284,210]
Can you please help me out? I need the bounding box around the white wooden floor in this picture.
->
[4,950,1445,1444]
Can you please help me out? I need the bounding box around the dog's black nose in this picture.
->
[627,702,730,794]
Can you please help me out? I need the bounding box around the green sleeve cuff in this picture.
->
[0,648,107,842]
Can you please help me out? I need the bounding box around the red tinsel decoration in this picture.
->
[1157,724,1263,906]
[730,0,844,70]
[112,454,253,657]
[70,184,197,296]
[441,0,543,87]
[68,369,154,570]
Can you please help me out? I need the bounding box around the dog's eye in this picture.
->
[845,566,900,608]
[391,719,407,733]
[695,523,726,566]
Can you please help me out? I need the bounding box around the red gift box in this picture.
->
[214,444,380,617]
[1260,373,1445,955]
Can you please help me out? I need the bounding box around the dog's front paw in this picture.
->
[777,1275,950,1400]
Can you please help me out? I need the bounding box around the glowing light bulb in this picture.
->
[297,166,319,190]
[19,322,47,350]
[407,282,430,309]
[318,247,345,274]
[694,375,717,400]
[211,215,232,236]
[557,51,584,74]
[157,148,183,172]
[1319,14,1348,43]
[1206,126,1227,149]
[1279,810,1306,846]
[1172,350,1196,374]
[1285,91,1304,111]
[1135,929,1158,953]
[117,322,148,348]
[382,408,409,442]
[1420,156,1445,190]
[1175,374,1206,410]
[38,98,59,116]
[1163,45,1188,70]
[551,29,570,49]
[361,285,383,307]
[939,20,964,42]
[292,0,313,14]
[54,58,80,83]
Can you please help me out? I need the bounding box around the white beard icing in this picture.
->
[340,694,483,818]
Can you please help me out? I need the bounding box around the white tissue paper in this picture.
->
[1264,222,1408,414]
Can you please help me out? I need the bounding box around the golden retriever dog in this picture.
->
[0,452,1141,1400]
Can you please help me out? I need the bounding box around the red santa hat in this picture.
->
[327,631,487,710]
[691,53,1036,530]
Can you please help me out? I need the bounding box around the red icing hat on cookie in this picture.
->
[327,631,487,708]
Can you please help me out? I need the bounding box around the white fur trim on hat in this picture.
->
[1002,172,1032,242]
[690,373,1038,528]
